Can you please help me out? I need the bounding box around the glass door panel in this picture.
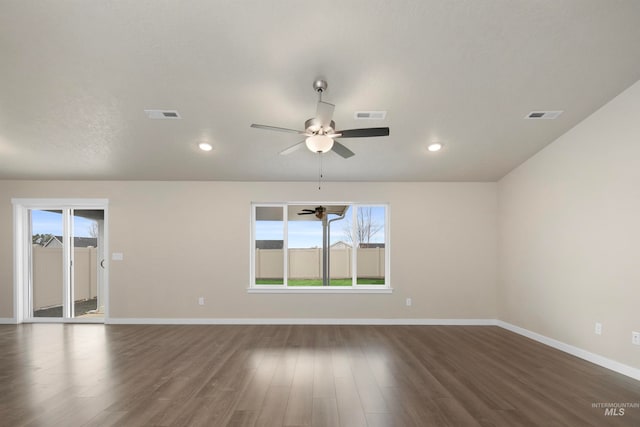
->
[72,209,105,318]
[30,209,64,318]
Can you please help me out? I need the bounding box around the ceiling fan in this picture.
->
[298,206,326,219]
[250,80,389,158]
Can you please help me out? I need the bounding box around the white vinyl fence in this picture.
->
[255,247,384,279]
[32,245,98,310]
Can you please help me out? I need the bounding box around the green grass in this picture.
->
[255,278,385,286]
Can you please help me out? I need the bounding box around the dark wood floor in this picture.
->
[0,324,639,426]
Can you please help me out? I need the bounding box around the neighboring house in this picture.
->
[73,237,98,248]
[43,236,62,248]
[359,243,385,249]
[44,236,98,248]
[330,241,352,249]
[255,240,283,250]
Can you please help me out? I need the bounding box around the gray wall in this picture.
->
[0,181,498,320]
[498,80,640,368]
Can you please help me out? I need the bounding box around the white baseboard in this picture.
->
[0,318,16,324]
[496,320,640,382]
[24,318,105,324]
[106,317,497,326]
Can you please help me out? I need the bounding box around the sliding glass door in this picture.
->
[28,207,106,321]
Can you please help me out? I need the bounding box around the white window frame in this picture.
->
[249,202,392,294]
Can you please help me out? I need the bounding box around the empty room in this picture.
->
[1,1,639,426]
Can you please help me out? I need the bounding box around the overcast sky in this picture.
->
[31,210,95,238]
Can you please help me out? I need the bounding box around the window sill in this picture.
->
[247,286,393,294]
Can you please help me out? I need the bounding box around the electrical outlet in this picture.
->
[594,322,602,335]
[198,297,205,306]
[406,298,412,307]
[632,331,640,346]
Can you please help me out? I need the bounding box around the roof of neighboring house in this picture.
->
[330,241,352,248]
[43,236,62,248]
[256,240,284,250]
[359,243,385,249]
[74,237,98,248]
[44,236,98,248]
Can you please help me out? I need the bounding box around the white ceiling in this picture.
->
[1,1,639,182]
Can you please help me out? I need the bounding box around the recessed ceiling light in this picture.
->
[198,142,213,152]
[427,143,443,152]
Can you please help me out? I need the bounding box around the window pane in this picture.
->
[355,206,386,285]
[329,205,352,286]
[255,206,284,285]
[287,205,323,286]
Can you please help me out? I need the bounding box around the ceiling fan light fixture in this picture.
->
[305,134,334,153]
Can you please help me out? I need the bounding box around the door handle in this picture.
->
[100,259,105,269]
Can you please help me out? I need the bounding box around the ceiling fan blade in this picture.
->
[251,124,307,135]
[298,211,314,215]
[331,141,355,159]
[336,127,390,138]
[316,101,335,127]
[279,140,305,155]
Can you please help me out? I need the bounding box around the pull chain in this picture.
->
[318,153,323,190]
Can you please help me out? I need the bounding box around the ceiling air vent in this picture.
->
[354,111,387,120]
[525,111,563,120]
[144,109,182,119]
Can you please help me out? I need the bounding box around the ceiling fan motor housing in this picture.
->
[305,118,335,135]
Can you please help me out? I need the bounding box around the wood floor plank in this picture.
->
[1,324,639,426]
[333,375,368,427]
[283,349,314,426]
[311,397,339,427]
[255,385,290,427]
[312,349,335,399]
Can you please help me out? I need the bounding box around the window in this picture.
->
[251,203,390,292]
